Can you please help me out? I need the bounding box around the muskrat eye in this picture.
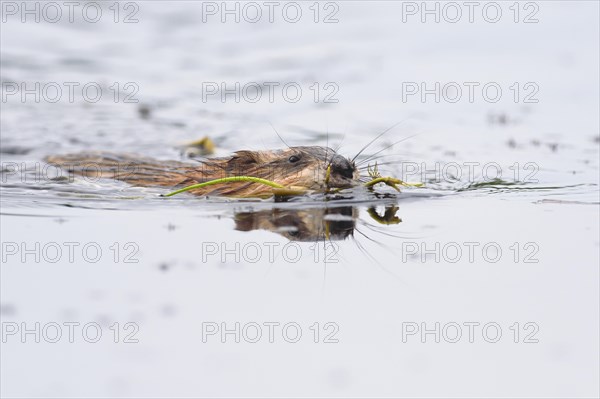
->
[288,155,301,163]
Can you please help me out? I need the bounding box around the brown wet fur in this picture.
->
[45,146,359,197]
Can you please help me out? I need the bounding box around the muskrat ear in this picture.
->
[229,150,259,166]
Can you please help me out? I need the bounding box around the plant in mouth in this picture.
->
[162,162,422,198]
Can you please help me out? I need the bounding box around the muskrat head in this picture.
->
[224,146,359,191]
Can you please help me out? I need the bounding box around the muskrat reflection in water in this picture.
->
[234,205,401,242]
[45,146,360,198]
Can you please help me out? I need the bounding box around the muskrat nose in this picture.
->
[331,155,356,179]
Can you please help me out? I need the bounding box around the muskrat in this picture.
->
[45,146,360,197]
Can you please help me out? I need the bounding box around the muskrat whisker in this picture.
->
[351,235,379,265]
[354,225,387,248]
[358,161,407,170]
[351,233,405,282]
[333,135,346,155]
[354,227,406,267]
[361,223,427,240]
[351,120,408,163]
[356,133,420,166]
[356,153,410,165]
[358,222,412,239]
[268,122,291,149]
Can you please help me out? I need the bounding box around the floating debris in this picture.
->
[180,136,216,157]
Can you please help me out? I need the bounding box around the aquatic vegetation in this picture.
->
[180,136,216,157]
[364,162,424,192]
[162,176,286,197]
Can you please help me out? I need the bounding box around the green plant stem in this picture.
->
[162,176,285,197]
[364,177,401,188]
[163,174,423,198]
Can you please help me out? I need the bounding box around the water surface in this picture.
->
[1,2,599,397]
